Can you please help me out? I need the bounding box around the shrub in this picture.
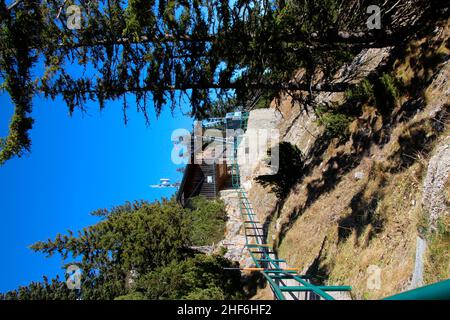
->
[130,254,243,300]
[315,104,353,139]
[256,142,304,199]
[346,73,402,115]
[188,196,227,246]
[375,73,401,113]
[424,215,450,284]
[318,112,353,138]
[345,79,374,102]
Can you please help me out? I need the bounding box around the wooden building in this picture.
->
[176,124,231,207]
[176,161,229,207]
[176,112,248,207]
[176,137,231,207]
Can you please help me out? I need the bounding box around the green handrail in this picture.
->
[384,279,450,300]
[230,116,351,300]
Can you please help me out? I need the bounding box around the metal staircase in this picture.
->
[216,111,449,300]
[230,114,352,300]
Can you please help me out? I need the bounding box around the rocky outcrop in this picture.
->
[424,58,450,117]
[278,48,392,153]
[217,190,253,267]
[237,108,281,185]
[239,48,393,226]
[420,59,450,230]
[239,34,449,298]
[422,137,450,230]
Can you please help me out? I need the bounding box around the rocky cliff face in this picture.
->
[422,137,450,230]
[238,20,449,299]
[217,189,253,267]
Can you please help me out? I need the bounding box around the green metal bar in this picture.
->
[257,258,286,262]
[270,275,313,280]
[248,251,276,254]
[230,125,353,301]
[383,279,450,300]
[260,255,339,300]
[246,244,272,248]
[264,270,299,274]
[280,286,352,292]
[262,273,286,300]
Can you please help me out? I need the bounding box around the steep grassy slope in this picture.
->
[244,19,449,300]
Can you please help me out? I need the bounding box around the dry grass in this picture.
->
[394,18,450,88]
[333,164,424,298]
[424,214,450,284]
[394,39,425,86]
[250,284,273,300]
[277,162,422,299]
[257,95,446,301]
[254,106,443,299]
[247,20,450,300]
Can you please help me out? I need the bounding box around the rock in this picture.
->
[354,171,365,180]
[218,190,253,267]
[237,108,282,189]
[275,218,282,232]
[409,236,427,289]
[422,137,450,230]
[424,59,450,117]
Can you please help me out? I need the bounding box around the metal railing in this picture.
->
[383,279,450,300]
[230,117,351,300]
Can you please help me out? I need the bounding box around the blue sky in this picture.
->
[0,92,192,292]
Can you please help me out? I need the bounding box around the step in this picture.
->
[264,269,298,274]
[256,258,286,263]
[268,274,312,280]
[246,243,271,247]
[279,285,352,292]
[249,251,276,255]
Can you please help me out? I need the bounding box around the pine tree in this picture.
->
[28,199,192,299]
[1,197,244,300]
[0,0,445,164]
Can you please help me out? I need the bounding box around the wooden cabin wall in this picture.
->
[179,162,231,207]
[180,164,204,204]
[215,163,229,192]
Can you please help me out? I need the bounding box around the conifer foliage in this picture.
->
[1,197,241,300]
[0,0,442,164]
